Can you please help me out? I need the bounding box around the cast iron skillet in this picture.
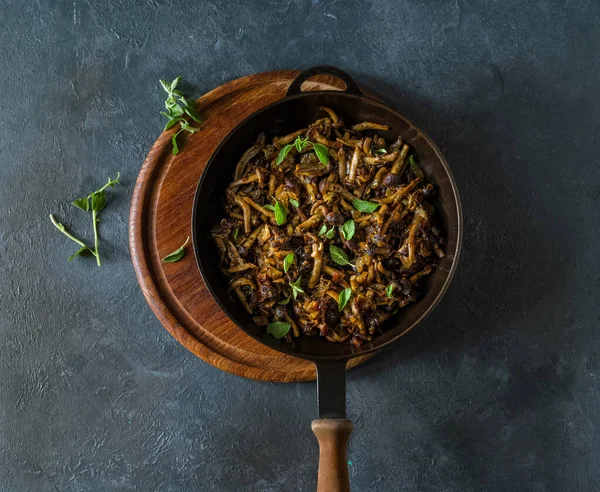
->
[193,66,462,492]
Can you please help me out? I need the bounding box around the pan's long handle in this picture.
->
[313,361,352,492]
[312,419,353,492]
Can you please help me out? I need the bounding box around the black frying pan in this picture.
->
[192,66,462,491]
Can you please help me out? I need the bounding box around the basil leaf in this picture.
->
[329,245,354,267]
[289,198,299,208]
[90,191,106,212]
[386,283,394,298]
[340,220,355,240]
[164,117,181,131]
[171,133,180,155]
[289,276,304,299]
[294,136,309,152]
[274,201,288,226]
[409,155,425,181]
[68,246,92,262]
[232,227,239,241]
[267,321,291,339]
[352,199,380,213]
[161,237,190,263]
[184,106,203,123]
[278,296,291,305]
[263,204,275,211]
[312,143,330,164]
[325,227,335,239]
[169,105,184,117]
[160,79,171,92]
[318,224,327,237]
[71,197,89,212]
[374,148,387,155]
[180,97,193,108]
[170,75,182,90]
[338,288,352,312]
[283,253,294,273]
[275,144,294,165]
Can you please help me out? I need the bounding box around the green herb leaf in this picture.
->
[184,106,203,123]
[71,197,89,212]
[386,283,394,298]
[169,105,184,117]
[352,199,380,213]
[340,220,355,240]
[267,321,291,339]
[161,237,190,263]
[338,288,352,311]
[274,201,288,226]
[283,253,294,273]
[318,224,328,237]
[294,136,310,152]
[289,276,305,300]
[170,75,182,90]
[325,227,336,239]
[289,198,299,208]
[278,296,291,305]
[329,245,354,267]
[312,143,330,164]
[68,246,93,262]
[164,117,181,131]
[160,79,171,93]
[374,148,387,155]
[276,144,294,165]
[409,155,425,181]
[232,227,239,241]
[90,191,106,212]
[171,132,180,155]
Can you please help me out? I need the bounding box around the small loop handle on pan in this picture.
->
[286,66,362,97]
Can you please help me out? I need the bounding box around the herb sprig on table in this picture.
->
[159,76,203,155]
[50,172,121,266]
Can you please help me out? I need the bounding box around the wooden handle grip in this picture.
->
[312,419,353,492]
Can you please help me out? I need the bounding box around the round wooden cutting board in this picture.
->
[129,70,373,382]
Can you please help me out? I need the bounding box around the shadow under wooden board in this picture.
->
[129,70,374,382]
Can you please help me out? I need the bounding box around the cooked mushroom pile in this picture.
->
[211,107,445,346]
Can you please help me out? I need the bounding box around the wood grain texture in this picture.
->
[312,419,353,492]
[129,70,373,382]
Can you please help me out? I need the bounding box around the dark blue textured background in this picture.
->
[1,1,599,490]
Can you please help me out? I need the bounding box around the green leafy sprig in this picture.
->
[276,136,330,165]
[70,173,121,266]
[160,76,203,155]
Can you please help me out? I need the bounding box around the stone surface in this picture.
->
[1,1,599,491]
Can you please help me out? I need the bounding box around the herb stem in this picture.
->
[92,210,101,266]
[49,214,89,249]
[95,180,115,197]
[89,172,120,200]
